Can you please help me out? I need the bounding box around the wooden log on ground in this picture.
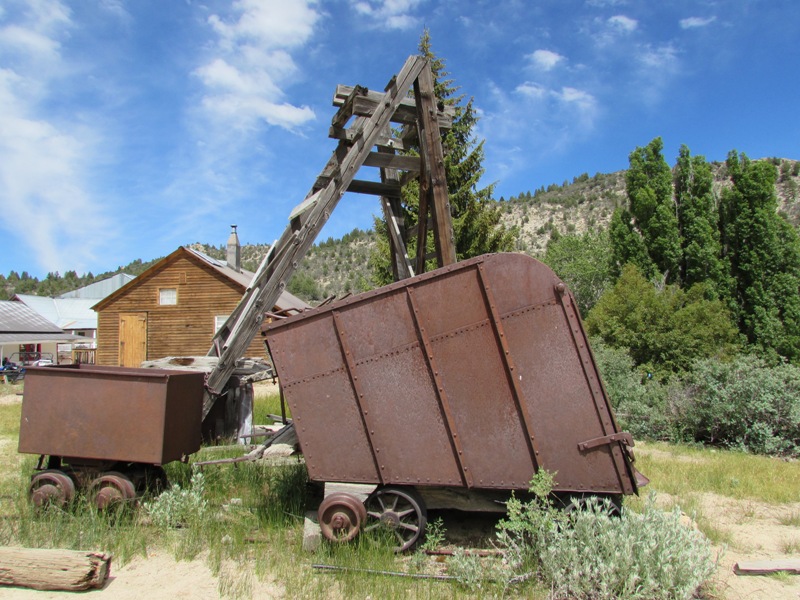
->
[0,547,111,591]
[734,559,800,576]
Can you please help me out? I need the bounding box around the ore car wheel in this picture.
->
[364,486,427,552]
[29,470,75,508]
[89,472,136,510]
[318,492,367,543]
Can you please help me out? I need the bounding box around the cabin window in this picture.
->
[159,288,178,305]
[215,315,230,333]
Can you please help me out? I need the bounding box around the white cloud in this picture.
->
[196,0,319,132]
[479,81,600,184]
[0,0,113,275]
[349,0,424,30]
[516,82,547,99]
[528,49,565,71]
[680,16,717,29]
[638,43,679,72]
[608,15,637,32]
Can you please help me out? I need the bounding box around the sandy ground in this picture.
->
[2,387,800,599]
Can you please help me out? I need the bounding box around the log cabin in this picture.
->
[93,228,307,367]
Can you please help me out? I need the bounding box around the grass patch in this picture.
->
[635,441,800,504]
[779,511,800,527]
[3,389,799,598]
[781,538,800,554]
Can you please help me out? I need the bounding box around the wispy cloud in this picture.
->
[528,49,566,71]
[680,16,717,29]
[481,80,599,180]
[350,0,424,30]
[608,15,638,33]
[0,0,113,275]
[195,0,319,132]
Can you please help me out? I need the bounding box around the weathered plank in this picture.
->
[0,547,111,591]
[734,559,800,575]
[347,179,402,197]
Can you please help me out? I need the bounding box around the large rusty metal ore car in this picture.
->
[266,253,646,549]
[18,365,204,508]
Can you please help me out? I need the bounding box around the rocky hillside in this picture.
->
[5,159,796,303]
[187,157,800,305]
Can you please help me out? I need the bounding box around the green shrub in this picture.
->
[495,473,716,599]
[670,354,800,455]
[144,468,208,529]
[591,339,670,440]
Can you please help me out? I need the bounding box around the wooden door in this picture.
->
[119,313,147,367]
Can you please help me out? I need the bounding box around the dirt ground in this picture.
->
[1,388,799,599]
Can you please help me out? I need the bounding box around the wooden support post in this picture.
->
[414,61,456,269]
[0,547,111,591]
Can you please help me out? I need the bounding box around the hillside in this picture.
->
[2,158,798,304]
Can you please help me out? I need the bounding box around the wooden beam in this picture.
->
[329,126,408,151]
[377,140,414,281]
[363,152,421,172]
[331,85,368,129]
[0,547,111,591]
[347,180,402,197]
[334,84,454,130]
[414,62,456,268]
[735,560,800,575]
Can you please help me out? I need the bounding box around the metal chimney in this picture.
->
[227,225,241,273]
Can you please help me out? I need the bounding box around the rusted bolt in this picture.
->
[555,282,566,295]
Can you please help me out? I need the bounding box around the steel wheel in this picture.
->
[30,470,75,508]
[318,492,367,543]
[89,471,136,510]
[364,486,427,552]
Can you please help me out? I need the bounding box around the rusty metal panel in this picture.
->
[265,253,638,495]
[18,365,204,465]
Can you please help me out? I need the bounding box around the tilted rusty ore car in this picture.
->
[265,253,647,550]
[18,364,204,508]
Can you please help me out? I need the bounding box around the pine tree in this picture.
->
[370,30,516,285]
[623,137,682,282]
[720,151,800,361]
[673,145,729,295]
[608,207,655,279]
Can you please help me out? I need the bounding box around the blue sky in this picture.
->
[1,0,797,279]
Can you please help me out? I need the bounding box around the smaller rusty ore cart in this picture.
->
[18,364,204,508]
[265,253,647,550]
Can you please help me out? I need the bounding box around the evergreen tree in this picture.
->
[673,145,729,295]
[616,137,682,282]
[608,207,655,279]
[370,30,516,285]
[720,151,800,361]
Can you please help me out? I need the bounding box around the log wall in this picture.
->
[96,255,264,366]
